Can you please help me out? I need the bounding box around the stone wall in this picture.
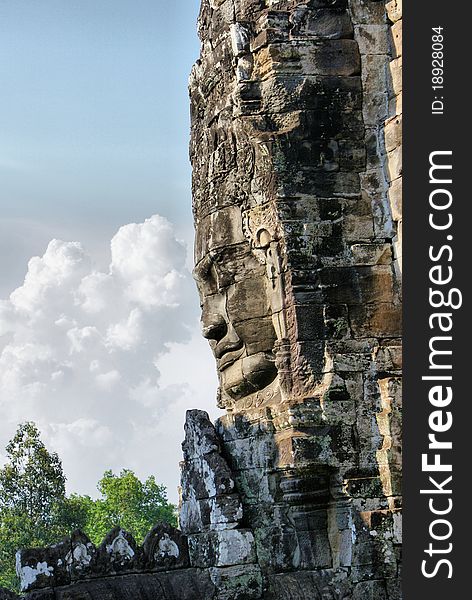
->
[189,0,402,596]
[12,2,402,598]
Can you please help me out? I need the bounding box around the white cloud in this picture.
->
[0,214,219,502]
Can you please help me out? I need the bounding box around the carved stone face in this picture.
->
[194,206,278,404]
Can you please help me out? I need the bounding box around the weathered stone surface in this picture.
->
[189,0,401,596]
[17,1,402,599]
[68,531,96,581]
[142,524,190,571]
[209,564,263,600]
[16,538,71,592]
[189,529,257,568]
[180,493,244,534]
[95,527,139,575]
[386,0,402,23]
[0,588,20,600]
[181,453,236,501]
[265,569,353,600]
[180,410,245,541]
[57,571,216,600]
[182,409,221,459]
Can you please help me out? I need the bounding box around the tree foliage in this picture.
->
[0,423,176,591]
[0,422,66,520]
[0,422,67,590]
[75,470,177,545]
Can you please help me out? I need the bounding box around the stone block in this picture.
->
[350,0,386,24]
[323,399,357,425]
[68,531,96,581]
[375,343,402,372]
[355,24,388,55]
[180,493,243,535]
[95,528,139,575]
[230,23,251,57]
[181,452,236,501]
[297,528,333,569]
[388,177,402,222]
[291,8,353,40]
[346,477,385,499]
[182,409,221,461]
[386,146,402,185]
[384,114,402,153]
[389,56,402,96]
[142,524,190,571]
[350,243,392,266]
[254,40,361,78]
[256,10,290,34]
[338,139,367,171]
[363,91,388,126]
[361,54,387,91]
[342,213,375,242]
[386,0,402,23]
[217,411,275,442]
[188,529,257,568]
[322,265,396,306]
[209,564,263,600]
[17,539,71,593]
[223,435,276,470]
[350,302,402,338]
[390,19,402,58]
[255,526,301,570]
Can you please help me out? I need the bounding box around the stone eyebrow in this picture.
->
[192,253,214,282]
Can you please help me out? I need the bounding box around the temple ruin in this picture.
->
[5,1,402,598]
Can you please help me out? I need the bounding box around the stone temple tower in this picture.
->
[11,2,402,599]
[185,0,402,597]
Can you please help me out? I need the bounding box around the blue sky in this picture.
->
[0,1,219,503]
[0,0,200,293]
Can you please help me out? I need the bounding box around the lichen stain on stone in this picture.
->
[106,531,135,562]
[16,553,53,592]
[12,1,402,598]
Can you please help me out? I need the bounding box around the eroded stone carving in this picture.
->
[97,527,138,575]
[14,2,402,599]
[190,0,402,597]
[142,524,190,571]
[194,205,283,410]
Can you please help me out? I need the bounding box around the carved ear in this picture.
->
[242,205,278,257]
[256,229,279,289]
[254,231,287,341]
[256,228,271,249]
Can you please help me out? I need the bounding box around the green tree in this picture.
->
[81,470,177,545]
[0,424,177,591]
[0,422,67,590]
[0,422,66,520]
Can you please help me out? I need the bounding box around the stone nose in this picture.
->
[201,312,228,342]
